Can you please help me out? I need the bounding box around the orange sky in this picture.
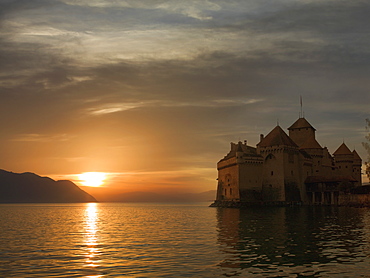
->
[0,1,369,197]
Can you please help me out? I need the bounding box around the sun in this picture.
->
[78,172,107,187]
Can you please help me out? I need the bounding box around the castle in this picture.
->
[212,117,363,206]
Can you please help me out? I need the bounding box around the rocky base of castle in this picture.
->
[210,194,370,208]
[209,200,302,208]
[338,194,370,207]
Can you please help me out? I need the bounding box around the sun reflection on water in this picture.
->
[84,203,100,270]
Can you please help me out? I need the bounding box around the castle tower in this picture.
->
[333,143,354,178]
[299,136,324,175]
[288,117,316,147]
[216,143,241,201]
[257,125,301,202]
[216,141,263,203]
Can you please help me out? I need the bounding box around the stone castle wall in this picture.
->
[217,157,240,201]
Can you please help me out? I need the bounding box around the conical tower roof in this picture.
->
[258,126,298,147]
[288,117,316,131]
[300,136,322,149]
[333,142,352,155]
[353,149,362,160]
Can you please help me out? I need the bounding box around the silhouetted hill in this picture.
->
[104,190,216,203]
[181,190,217,202]
[0,169,96,203]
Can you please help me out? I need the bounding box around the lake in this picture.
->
[1,203,370,277]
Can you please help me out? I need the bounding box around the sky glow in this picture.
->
[78,172,107,187]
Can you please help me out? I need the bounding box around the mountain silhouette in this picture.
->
[103,190,216,203]
[0,169,96,203]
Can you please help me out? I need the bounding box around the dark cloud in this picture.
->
[0,0,54,19]
[254,1,370,35]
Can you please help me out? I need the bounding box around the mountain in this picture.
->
[103,190,217,203]
[0,169,96,203]
[181,190,217,202]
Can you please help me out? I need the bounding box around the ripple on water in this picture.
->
[1,204,370,277]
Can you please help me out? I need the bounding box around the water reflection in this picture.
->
[83,203,102,277]
[3,204,370,277]
[216,206,370,276]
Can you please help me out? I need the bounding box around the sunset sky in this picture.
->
[0,0,369,197]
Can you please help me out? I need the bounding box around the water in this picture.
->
[1,203,370,277]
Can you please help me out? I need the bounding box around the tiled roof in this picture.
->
[257,126,298,148]
[300,136,322,149]
[333,143,352,155]
[288,117,316,131]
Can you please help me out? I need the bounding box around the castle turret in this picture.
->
[236,141,244,164]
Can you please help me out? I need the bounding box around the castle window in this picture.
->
[291,170,294,176]
[224,189,227,195]
[345,166,348,168]
[271,171,274,176]
[230,188,232,195]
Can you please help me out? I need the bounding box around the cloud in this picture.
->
[87,102,145,115]
[156,0,221,20]
[3,0,369,75]
[11,133,73,142]
[0,0,369,185]
[86,98,265,116]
